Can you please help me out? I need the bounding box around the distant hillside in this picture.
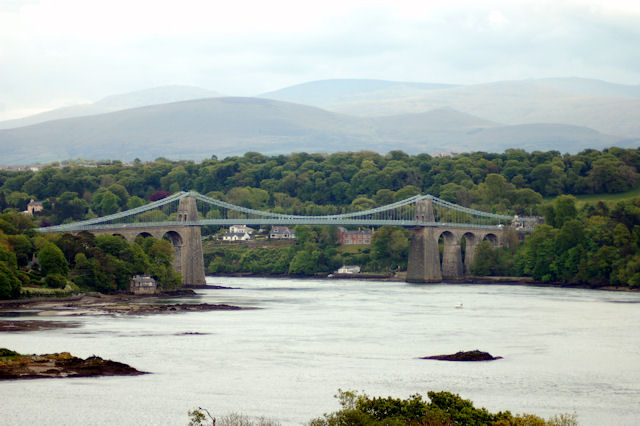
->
[0,97,630,165]
[259,79,457,109]
[0,85,221,130]
[267,78,640,139]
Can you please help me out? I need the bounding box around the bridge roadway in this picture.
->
[41,195,508,285]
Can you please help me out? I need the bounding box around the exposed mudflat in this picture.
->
[0,292,252,332]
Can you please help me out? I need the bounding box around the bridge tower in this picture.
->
[406,199,442,282]
[176,196,206,286]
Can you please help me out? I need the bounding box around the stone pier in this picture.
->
[406,199,504,283]
[89,195,206,286]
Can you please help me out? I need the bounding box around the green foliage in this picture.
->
[0,261,21,298]
[188,409,208,426]
[0,245,18,269]
[0,348,22,358]
[38,242,69,277]
[471,241,518,277]
[7,148,640,230]
[371,226,409,270]
[516,195,640,286]
[8,234,34,267]
[309,390,566,426]
[43,273,68,289]
[2,148,640,289]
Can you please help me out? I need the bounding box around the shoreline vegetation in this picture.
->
[189,389,578,426]
[3,149,640,300]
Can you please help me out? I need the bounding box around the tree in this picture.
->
[38,242,69,277]
[351,197,375,211]
[471,241,499,276]
[553,195,578,228]
[56,191,89,221]
[9,234,33,267]
[149,190,171,201]
[288,250,318,275]
[98,190,120,215]
[0,261,21,299]
[520,225,559,282]
[588,155,639,193]
[372,227,409,269]
[127,196,146,209]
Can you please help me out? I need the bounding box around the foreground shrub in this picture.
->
[189,390,578,426]
[309,390,578,426]
[188,409,280,426]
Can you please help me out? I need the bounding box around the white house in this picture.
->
[222,232,252,242]
[337,265,361,274]
[269,226,296,240]
[229,225,254,234]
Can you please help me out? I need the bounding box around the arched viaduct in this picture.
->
[87,196,206,286]
[406,199,505,282]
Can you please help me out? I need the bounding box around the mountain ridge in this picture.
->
[0,85,221,130]
[0,96,630,165]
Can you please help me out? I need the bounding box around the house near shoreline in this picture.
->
[221,225,255,241]
[269,226,296,240]
[229,225,254,234]
[337,227,373,245]
[130,275,157,295]
[337,265,361,274]
[222,232,252,241]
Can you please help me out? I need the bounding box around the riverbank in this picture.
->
[206,272,640,292]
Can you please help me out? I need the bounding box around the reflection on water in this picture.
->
[1,277,640,425]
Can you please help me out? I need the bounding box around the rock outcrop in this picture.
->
[0,349,146,380]
[420,350,502,361]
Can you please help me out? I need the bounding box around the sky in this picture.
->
[1,0,640,121]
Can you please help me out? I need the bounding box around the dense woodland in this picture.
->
[1,147,640,298]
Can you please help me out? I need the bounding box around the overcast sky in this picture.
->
[1,0,640,121]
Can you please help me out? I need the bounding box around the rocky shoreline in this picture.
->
[0,348,145,380]
[0,291,253,332]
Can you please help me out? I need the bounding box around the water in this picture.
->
[1,277,640,425]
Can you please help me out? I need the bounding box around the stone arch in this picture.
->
[437,230,463,280]
[483,233,499,246]
[162,230,184,274]
[461,231,479,274]
[136,231,154,240]
[163,230,184,247]
[111,233,127,241]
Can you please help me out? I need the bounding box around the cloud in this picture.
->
[1,0,639,120]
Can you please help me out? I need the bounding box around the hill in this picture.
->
[0,85,221,130]
[259,79,458,109]
[0,97,629,165]
[265,78,640,139]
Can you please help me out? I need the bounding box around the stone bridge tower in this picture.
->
[407,199,442,282]
[176,196,206,286]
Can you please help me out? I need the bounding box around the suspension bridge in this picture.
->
[38,191,535,284]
